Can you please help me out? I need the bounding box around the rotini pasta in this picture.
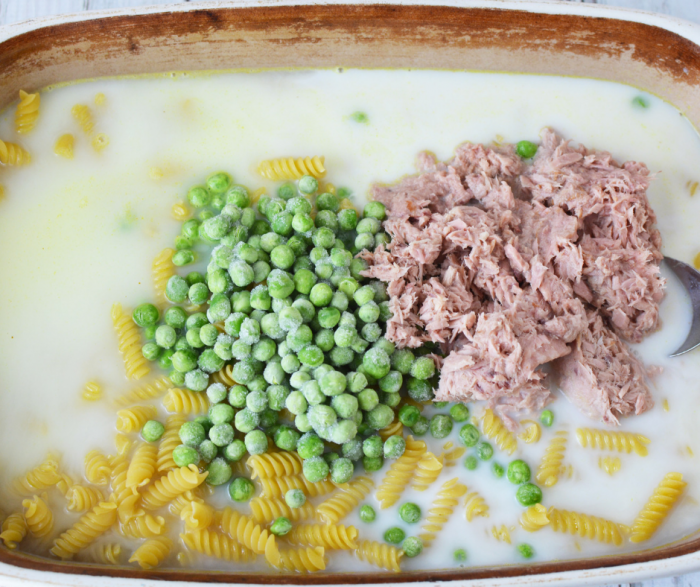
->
[548,508,627,546]
[54,134,74,159]
[355,540,402,573]
[378,419,403,442]
[630,472,686,543]
[376,436,426,509]
[249,497,316,524]
[576,427,650,456]
[141,464,208,510]
[338,197,357,212]
[520,504,550,532]
[126,443,158,489]
[89,543,122,565]
[163,387,210,415]
[50,501,118,560]
[258,156,326,180]
[168,490,204,517]
[287,524,358,550]
[84,450,112,485]
[177,549,197,567]
[23,493,53,539]
[212,364,237,387]
[0,139,31,166]
[518,420,542,444]
[0,513,28,549]
[419,478,467,547]
[114,375,172,407]
[171,201,191,221]
[119,514,166,539]
[111,303,150,380]
[94,92,107,106]
[218,507,279,565]
[109,457,138,523]
[259,473,336,499]
[317,476,375,524]
[152,248,176,307]
[599,456,622,476]
[12,458,61,495]
[92,133,109,152]
[15,90,40,134]
[82,380,102,401]
[115,433,135,457]
[491,525,513,544]
[72,104,95,136]
[181,529,256,562]
[247,451,303,479]
[116,405,157,433]
[321,182,337,195]
[55,472,74,497]
[250,187,267,205]
[272,546,326,573]
[481,409,518,455]
[180,501,214,530]
[66,484,106,513]
[464,489,489,521]
[129,537,173,569]
[441,441,466,467]
[536,430,568,487]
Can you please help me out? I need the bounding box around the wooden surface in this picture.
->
[0,0,699,586]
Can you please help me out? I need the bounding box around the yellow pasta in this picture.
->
[355,540,402,573]
[258,156,326,180]
[549,508,627,546]
[378,419,403,442]
[180,501,214,530]
[464,489,489,522]
[66,484,106,513]
[250,186,267,205]
[81,380,102,401]
[630,472,687,543]
[89,543,122,565]
[576,427,650,456]
[249,497,316,524]
[317,476,375,524]
[599,456,622,476]
[22,494,53,539]
[287,524,358,550]
[271,546,326,573]
[518,420,542,444]
[0,184,4,201]
[212,364,237,387]
[168,490,204,517]
[181,529,256,562]
[157,415,188,473]
[338,197,357,212]
[15,90,40,134]
[55,472,74,497]
[491,525,513,544]
[376,436,427,508]
[152,248,176,307]
[163,387,210,415]
[170,200,191,221]
[419,478,467,547]
[54,134,75,159]
[50,501,118,560]
[441,441,466,467]
[247,451,303,479]
[115,433,135,457]
[84,450,112,486]
[218,507,279,565]
[12,458,61,495]
[126,443,158,489]
[0,513,28,549]
[141,464,208,510]
[91,133,109,152]
[0,139,31,166]
[536,430,568,487]
[321,182,337,195]
[109,456,137,523]
[111,303,150,380]
[177,549,197,567]
[114,375,172,407]
[259,473,336,499]
[120,514,166,539]
[481,409,518,455]
[129,537,173,570]
[116,405,157,433]
[94,92,107,106]
[520,504,550,532]
[72,104,95,136]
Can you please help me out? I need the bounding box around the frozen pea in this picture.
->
[398,405,421,427]
[310,283,333,307]
[142,420,165,442]
[244,430,268,455]
[155,325,176,349]
[330,419,357,444]
[407,378,434,402]
[367,404,394,430]
[379,371,403,394]
[301,381,325,406]
[264,361,287,385]
[209,403,235,426]
[359,504,376,523]
[198,349,224,374]
[363,435,383,458]
[173,445,199,467]
[271,245,295,270]
[464,456,478,471]
[507,460,531,485]
[384,527,405,545]
[285,489,306,509]
[357,388,379,412]
[132,304,159,328]
[232,291,252,315]
[518,543,534,559]
[411,356,436,380]
[234,408,260,433]
[492,462,506,478]
[173,249,196,266]
[298,175,318,195]
[298,345,324,367]
[330,457,354,484]
[411,415,430,437]
[246,390,268,413]
[363,201,386,221]
[314,329,335,352]
[338,208,358,230]
[259,408,277,429]
[206,457,233,486]
[331,290,350,311]
[281,354,300,374]
[232,361,255,384]
[308,404,337,430]
[295,413,312,433]
[320,371,347,396]
[384,436,406,459]
[274,426,300,451]
[363,348,391,379]
[459,424,480,447]
[207,172,232,194]
[402,536,423,558]
[200,324,219,347]
[302,456,329,483]
[450,404,470,423]
[252,338,276,362]
[261,313,285,340]
[231,340,252,361]
[297,432,324,459]
[185,369,208,392]
[267,385,290,410]
[342,438,363,461]
[373,337,395,355]
[540,410,554,427]
[430,415,453,439]
[347,372,368,393]
[331,394,358,419]
[142,343,161,361]
[169,370,186,387]
[210,423,234,447]
[516,483,543,507]
[313,364,334,381]
[270,516,292,536]
[477,442,494,461]
[399,503,421,524]
[363,455,384,472]
[239,318,261,345]
[228,385,248,408]
[361,322,382,343]
[286,391,308,415]
[223,439,247,462]
[229,477,255,502]
[267,269,296,299]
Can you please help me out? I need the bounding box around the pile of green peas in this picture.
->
[131,170,439,487]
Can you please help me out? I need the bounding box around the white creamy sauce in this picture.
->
[0,69,699,572]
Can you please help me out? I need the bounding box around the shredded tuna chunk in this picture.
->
[363,129,664,426]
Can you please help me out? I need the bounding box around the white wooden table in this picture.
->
[1,1,699,586]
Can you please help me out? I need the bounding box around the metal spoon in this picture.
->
[665,256,700,357]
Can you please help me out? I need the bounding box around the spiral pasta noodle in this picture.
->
[120,514,166,538]
[22,494,53,539]
[171,201,191,221]
[599,456,622,476]
[163,388,210,415]
[54,134,75,159]
[212,364,237,387]
[247,451,303,479]
[630,472,686,543]
[55,472,74,497]
[376,436,427,509]
[50,501,118,560]
[518,420,541,444]
[322,182,337,195]
[249,497,316,524]
[15,90,40,134]
[378,419,403,442]
[419,478,467,547]
[287,524,358,550]
[218,507,279,565]
[66,484,106,513]
[115,433,135,457]
[491,525,513,544]
[576,427,650,456]
[481,409,518,455]
[168,490,204,517]
[111,303,150,380]
[72,104,95,136]
[109,457,138,523]
[153,248,176,307]
[338,197,357,212]
[84,450,112,485]
[355,540,402,572]
[0,513,28,549]
[317,476,375,524]
[116,405,157,433]
[520,504,550,532]
[82,380,102,401]
[258,156,326,180]
[270,546,326,573]
[114,375,172,407]
[250,187,267,205]
[180,501,214,530]
[12,458,61,495]
[548,507,627,546]
[157,415,188,473]
[441,441,466,467]
[89,543,122,565]
[94,92,107,106]
[127,443,158,489]
[259,473,335,499]
[0,139,31,166]
[536,430,568,487]
[129,537,173,569]
[464,489,489,522]
[92,133,109,152]
[181,529,256,562]
[141,464,208,510]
